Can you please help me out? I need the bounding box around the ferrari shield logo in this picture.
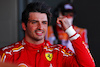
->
[45,53,53,61]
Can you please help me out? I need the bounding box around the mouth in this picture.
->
[35,30,44,36]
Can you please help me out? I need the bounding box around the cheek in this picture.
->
[27,25,36,32]
[44,25,48,31]
[30,24,37,29]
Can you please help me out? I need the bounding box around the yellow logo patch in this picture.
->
[45,53,53,61]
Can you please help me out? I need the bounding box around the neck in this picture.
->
[24,37,44,45]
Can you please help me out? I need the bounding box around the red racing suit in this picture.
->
[0,26,95,67]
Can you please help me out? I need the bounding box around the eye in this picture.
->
[42,21,48,24]
[31,21,37,24]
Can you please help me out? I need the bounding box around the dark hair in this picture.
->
[22,2,52,26]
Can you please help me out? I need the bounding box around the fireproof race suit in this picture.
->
[0,26,95,67]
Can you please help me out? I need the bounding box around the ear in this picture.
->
[22,22,26,30]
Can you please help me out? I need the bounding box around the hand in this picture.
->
[57,16,71,31]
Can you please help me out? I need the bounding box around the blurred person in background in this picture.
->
[47,2,88,53]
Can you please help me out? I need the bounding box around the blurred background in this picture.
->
[0,0,100,66]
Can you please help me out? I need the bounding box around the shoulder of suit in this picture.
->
[74,25,87,33]
[44,44,74,57]
[0,40,25,62]
[74,25,86,30]
[1,40,25,54]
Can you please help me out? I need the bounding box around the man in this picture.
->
[0,2,95,67]
[47,2,88,52]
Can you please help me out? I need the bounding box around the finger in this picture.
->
[57,18,62,24]
[57,16,68,25]
[57,16,65,23]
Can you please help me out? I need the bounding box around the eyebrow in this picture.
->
[29,20,48,22]
[29,20,38,22]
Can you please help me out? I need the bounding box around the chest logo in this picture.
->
[45,53,53,61]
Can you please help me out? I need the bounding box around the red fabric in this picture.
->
[0,36,95,67]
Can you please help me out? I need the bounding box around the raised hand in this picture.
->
[57,16,71,31]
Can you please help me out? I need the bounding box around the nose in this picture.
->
[37,22,43,30]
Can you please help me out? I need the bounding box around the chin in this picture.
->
[35,38,44,41]
[34,37,44,41]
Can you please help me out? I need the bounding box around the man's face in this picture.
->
[23,12,48,41]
